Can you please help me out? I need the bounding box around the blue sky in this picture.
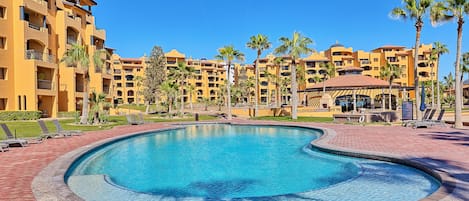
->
[93,0,467,79]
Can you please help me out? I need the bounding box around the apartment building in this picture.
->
[112,54,147,105]
[235,43,437,106]
[111,49,228,106]
[0,0,110,117]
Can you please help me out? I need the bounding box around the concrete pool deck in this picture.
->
[0,121,467,201]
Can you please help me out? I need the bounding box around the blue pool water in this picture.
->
[67,124,440,200]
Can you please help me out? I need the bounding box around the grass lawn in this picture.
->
[250,116,334,123]
[0,114,218,140]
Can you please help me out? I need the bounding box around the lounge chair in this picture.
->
[52,119,83,136]
[413,109,446,128]
[403,108,435,127]
[0,123,38,147]
[126,114,144,125]
[0,143,9,152]
[37,120,68,138]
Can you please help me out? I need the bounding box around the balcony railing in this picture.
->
[103,87,110,94]
[67,38,78,45]
[114,69,122,74]
[25,50,55,63]
[37,79,52,90]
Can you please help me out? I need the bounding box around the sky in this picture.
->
[93,0,468,80]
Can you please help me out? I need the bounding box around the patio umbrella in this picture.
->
[419,83,426,112]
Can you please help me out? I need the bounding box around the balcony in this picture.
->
[103,86,110,94]
[64,12,82,30]
[25,50,55,63]
[114,69,122,74]
[24,0,48,16]
[24,22,48,44]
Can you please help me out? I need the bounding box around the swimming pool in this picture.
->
[66,124,440,200]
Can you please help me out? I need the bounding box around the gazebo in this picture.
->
[301,67,404,113]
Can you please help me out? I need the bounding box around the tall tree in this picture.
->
[215,45,245,120]
[61,43,90,124]
[274,32,314,119]
[380,62,403,110]
[320,62,336,94]
[391,0,434,120]
[431,0,469,128]
[160,80,178,114]
[431,42,449,109]
[169,62,194,114]
[143,46,166,113]
[186,84,196,113]
[273,57,284,107]
[133,75,144,107]
[247,34,272,117]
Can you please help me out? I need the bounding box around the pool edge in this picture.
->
[31,122,456,201]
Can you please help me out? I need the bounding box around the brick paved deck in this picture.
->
[0,121,467,201]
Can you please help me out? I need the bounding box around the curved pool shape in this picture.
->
[66,124,440,201]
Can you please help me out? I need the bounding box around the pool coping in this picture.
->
[31,122,456,201]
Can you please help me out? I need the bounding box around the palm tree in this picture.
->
[380,62,403,110]
[280,77,291,104]
[320,62,336,94]
[215,45,245,120]
[160,80,178,114]
[133,75,144,107]
[274,32,314,119]
[431,42,449,109]
[444,72,455,107]
[61,43,90,124]
[273,57,284,107]
[243,77,256,105]
[431,0,468,128]
[186,84,196,113]
[247,34,271,117]
[89,91,110,124]
[391,0,433,120]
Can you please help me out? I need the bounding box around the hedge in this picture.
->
[58,111,80,118]
[0,111,42,121]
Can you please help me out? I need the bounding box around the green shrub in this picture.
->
[0,111,42,121]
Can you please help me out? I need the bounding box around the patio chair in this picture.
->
[413,109,446,128]
[37,120,68,138]
[0,123,36,147]
[0,143,9,152]
[403,108,434,127]
[126,114,144,125]
[52,119,83,136]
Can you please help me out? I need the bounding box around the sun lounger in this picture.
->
[37,120,68,138]
[0,143,9,152]
[0,123,40,147]
[126,114,144,125]
[52,119,83,136]
[403,108,435,127]
[413,109,446,128]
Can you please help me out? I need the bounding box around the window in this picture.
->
[0,6,5,19]
[0,98,6,110]
[136,68,141,72]
[373,58,378,62]
[116,83,122,87]
[373,67,379,71]
[114,75,121,80]
[0,67,6,80]
[0,36,6,49]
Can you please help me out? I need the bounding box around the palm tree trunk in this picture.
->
[431,66,435,108]
[180,82,184,115]
[389,83,392,110]
[190,93,193,113]
[454,18,464,128]
[80,75,89,124]
[414,22,422,120]
[436,57,441,110]
[227,62,232,120]
[291,61,298,120]
[254,56,259,117]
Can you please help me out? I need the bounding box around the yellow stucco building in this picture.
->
[111,49,228,106]
[234,43,438,109]
[0,0,111,117]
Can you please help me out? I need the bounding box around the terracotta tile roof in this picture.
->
[307,75,399,90]
[165,49,186,58]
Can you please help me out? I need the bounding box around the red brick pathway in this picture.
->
[0,121,468,201]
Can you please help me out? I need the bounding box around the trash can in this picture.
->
[195,113,199,121]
